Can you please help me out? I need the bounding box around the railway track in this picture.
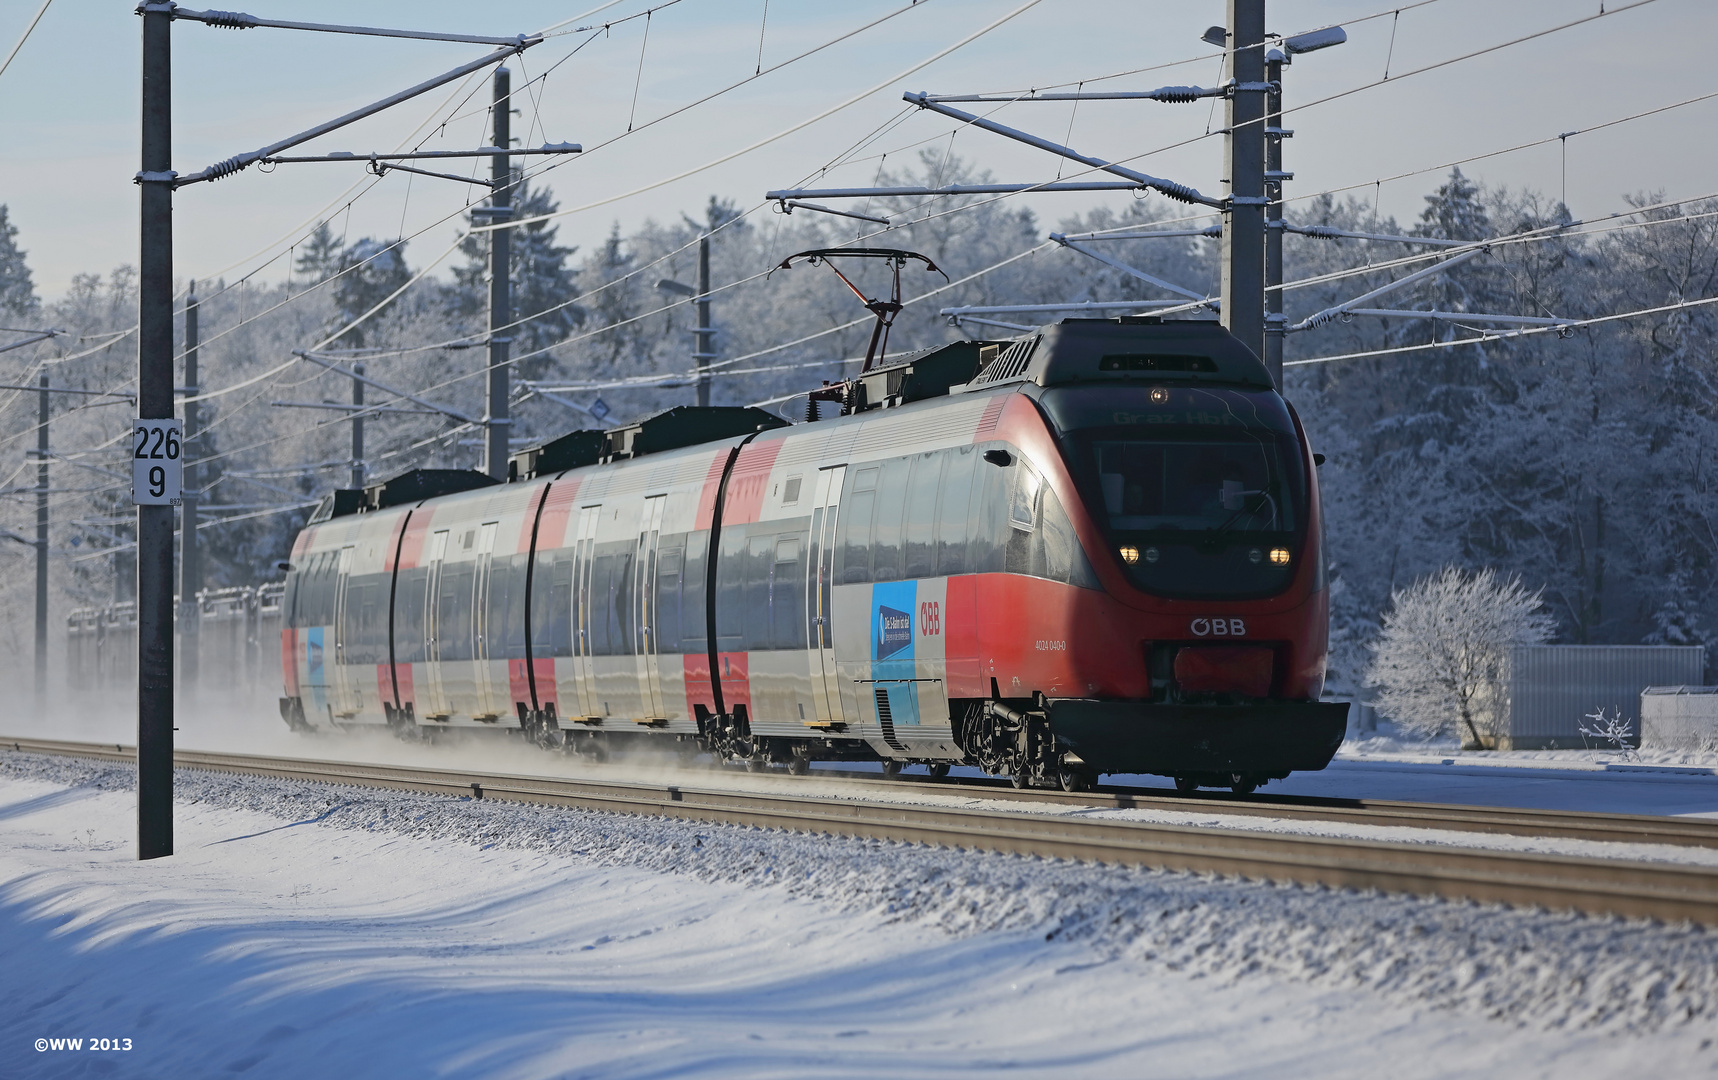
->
[8,736,1718,924]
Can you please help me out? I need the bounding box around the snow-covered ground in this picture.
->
[4,749,1718,1078]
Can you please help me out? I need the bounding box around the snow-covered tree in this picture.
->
[452,179,583,377]
[0,204,38,317]
[292,222,344,288]
[329,237,411,346]
[1367,566,1555,746]
[1644,572,1708,678]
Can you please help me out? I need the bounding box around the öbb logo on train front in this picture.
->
[1189,617,1247,637]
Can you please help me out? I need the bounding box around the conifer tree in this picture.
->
[0,205,39,316]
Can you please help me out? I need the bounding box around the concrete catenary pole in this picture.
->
[1263,48,1285,389]
[35,372,48,701]
[137,0,176,860]
[694,235,713,408]
[351,361,365,490]
[483,67,512,479]
[179,282,199,690]
[1220,0,1268,375]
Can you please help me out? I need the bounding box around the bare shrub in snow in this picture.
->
[1578,706,1639,760]
[1366,566,1555,747]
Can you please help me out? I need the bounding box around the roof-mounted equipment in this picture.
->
[508,406,791,481]
[957,318,1274,392]
[507,428,606,482]
[363,468,498,510]
[808,339,1005,419]
[600,406,787,462]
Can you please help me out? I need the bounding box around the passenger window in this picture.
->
[772,535,802,650]
[657,545,683,654]
[532,550,574,658]
[745,534,774,652]
[871,457,909,582]
[937,446,976,576]
[588,552,613,656]
[904,452,942,579]
[681,531,709,653]
[438,563,474,661]
[968,446,1010,574]
[494,553,528,659]
[394,568,426,662]
[837,467,878,584]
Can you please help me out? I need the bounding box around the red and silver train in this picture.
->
[279,318,1347,792]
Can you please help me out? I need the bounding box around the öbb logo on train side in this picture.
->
[1189,617,1247,637]
[918,601,940,637]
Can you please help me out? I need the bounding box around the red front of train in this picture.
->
[937,321,1346,789]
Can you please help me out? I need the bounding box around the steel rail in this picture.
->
[829,772,1718,849]
[7,737,1718,924]
[8,734,1718,847]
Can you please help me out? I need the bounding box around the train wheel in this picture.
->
[1174,776,1199,794]
[1058,765,1095,793]
[744,756,768,773]
[881,760,902,780]
[925,762,951,781]
[787,756,810,776]
[1010,769,1029,789]
[1229,774,1257,796]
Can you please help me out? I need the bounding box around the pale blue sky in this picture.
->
[2,0,1714,298]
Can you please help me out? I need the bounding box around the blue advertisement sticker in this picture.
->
[870,581,920,727]
[870,582,916,662]
[877,606,913,660]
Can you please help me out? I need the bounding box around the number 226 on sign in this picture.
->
[130,418,183,505]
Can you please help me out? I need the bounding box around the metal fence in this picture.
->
[66,583,285,702]
[1640,685,1718,751]
[1501,645,1706,749]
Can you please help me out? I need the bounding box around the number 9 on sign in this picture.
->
[130,418,183,505]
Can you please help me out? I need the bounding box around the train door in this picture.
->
[330,545,358,717]
[471,522,499,717]
[420,529,451,717]
[570,505,601,719]
[634,495,667,719]
[806,465,845,726]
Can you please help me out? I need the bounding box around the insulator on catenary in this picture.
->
[1149,86,1203,104]
[199,10,258,29]
[204,156,251,181]
[1155,181,1201,204]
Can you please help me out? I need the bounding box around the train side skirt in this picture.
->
[1046,699,1349,777]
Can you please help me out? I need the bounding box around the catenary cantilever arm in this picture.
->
[172,40,537,187]
[1290,246,1490,331]
[166,6,540,47]
[293,351,478,425]
[904,92,1221,208]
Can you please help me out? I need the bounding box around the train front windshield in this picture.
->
[1040,386,1309,599]
[1092,439,1294,535]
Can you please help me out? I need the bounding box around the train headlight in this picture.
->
[1269,547,1291,565]
[1119,545,1139,564]
[1149,387,1169,404]
[1144,546,1160,563]
[1248,548,1263,564]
